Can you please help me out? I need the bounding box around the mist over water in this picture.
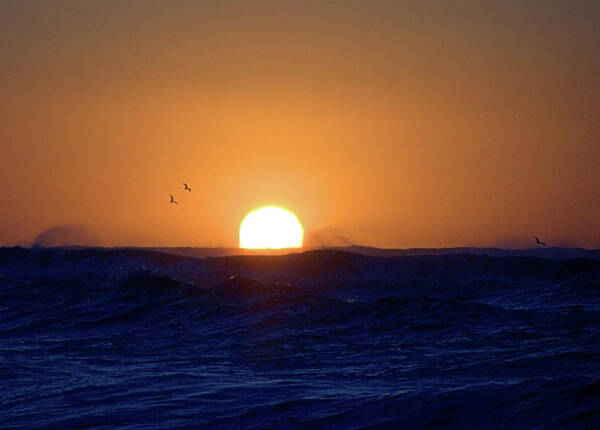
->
[31,225,97,248]
[1,247,599,428]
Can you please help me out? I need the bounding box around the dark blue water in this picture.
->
[1,248,599,428]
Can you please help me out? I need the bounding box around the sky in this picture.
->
[1,0,599,248]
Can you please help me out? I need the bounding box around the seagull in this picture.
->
[183,183,191,192]
[533,236,546,247]
[169,194,178,204]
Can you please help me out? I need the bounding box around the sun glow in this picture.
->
[239,206,303,249]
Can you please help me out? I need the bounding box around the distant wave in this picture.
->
[1,246,598,284]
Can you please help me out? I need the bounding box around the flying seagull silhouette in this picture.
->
[533,236,546,247]
[169,194,178,204]
[183,183,191,192]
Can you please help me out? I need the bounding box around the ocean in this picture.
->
[1,247,599,429]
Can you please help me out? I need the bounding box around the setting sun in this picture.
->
[239,206,303,249]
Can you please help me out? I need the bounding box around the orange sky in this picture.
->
[1,1,599,248]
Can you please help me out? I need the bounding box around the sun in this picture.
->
[239,206,303,249]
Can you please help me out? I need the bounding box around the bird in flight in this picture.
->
[183,183,191,192]
[533,236,546,247]
[169,194,178,204]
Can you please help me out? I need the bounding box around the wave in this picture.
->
[1,246,598,284]
[1,247,599,428]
